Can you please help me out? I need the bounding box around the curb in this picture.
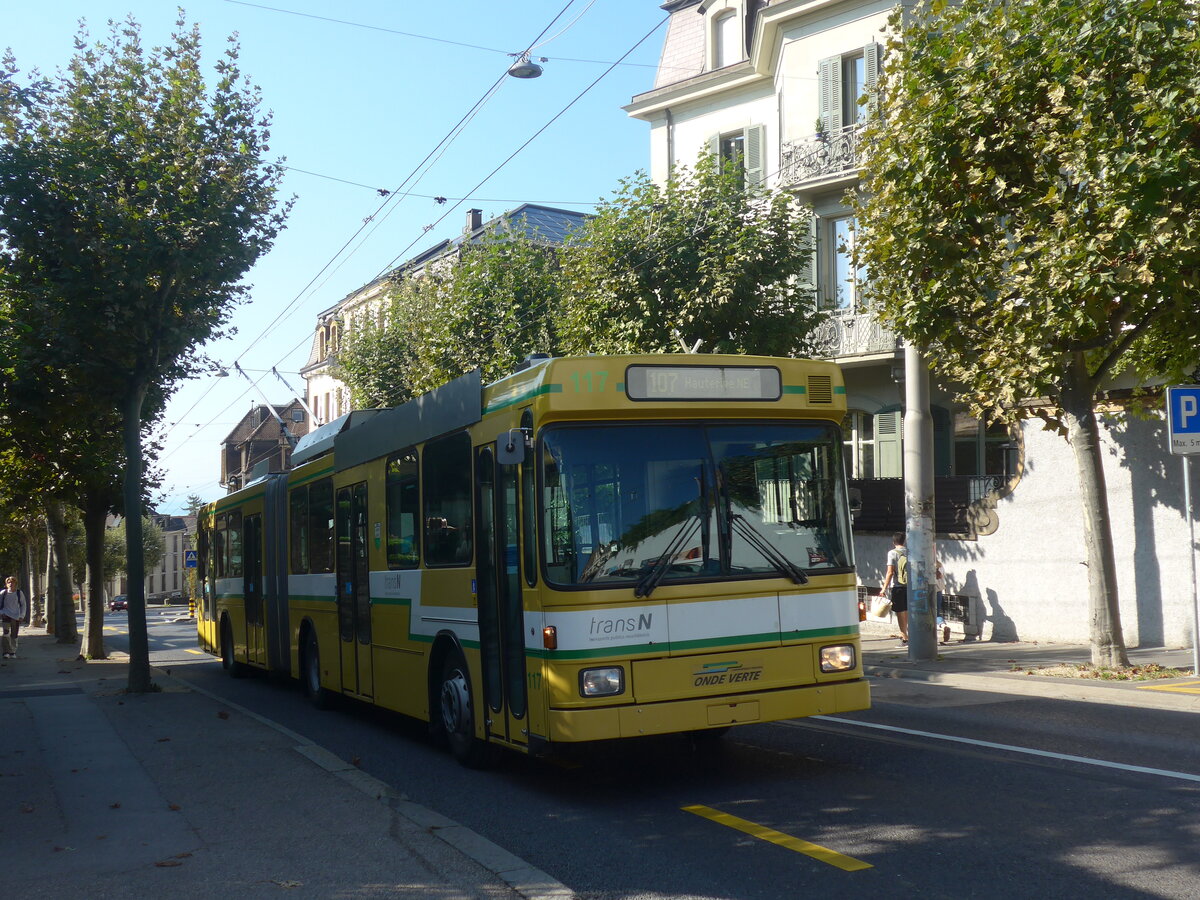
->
[164,667,574,900]
[864,665,1200,714]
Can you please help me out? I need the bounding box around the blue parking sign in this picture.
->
[1167,385,1200,456]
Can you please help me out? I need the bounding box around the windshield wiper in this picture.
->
[634,515,701,598]
[730,514,809,585]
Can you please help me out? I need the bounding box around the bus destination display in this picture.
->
[625,365,782,401]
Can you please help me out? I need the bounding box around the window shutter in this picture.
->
[707,133,722,159]
[874,409,903,478]
[812,213,834,309]
[818,56,842,133]
[863,42,881,119]
[744,124,765,187]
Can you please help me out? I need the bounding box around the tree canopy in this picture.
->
[559,154,820,356]
[853,0,1200,664]
[0,16,290,687]
[337,224,564,407]
[337,154,824,407]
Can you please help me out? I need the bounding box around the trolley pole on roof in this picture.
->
[904,344,937,661]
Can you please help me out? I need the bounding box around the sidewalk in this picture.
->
[861,623,1200,713]
[0,627,570,900]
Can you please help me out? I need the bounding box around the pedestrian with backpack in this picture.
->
[880,532,909,644]
[1,576,28,659]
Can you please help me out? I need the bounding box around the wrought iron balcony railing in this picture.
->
[780,125,861,188]
[808,308,899,360]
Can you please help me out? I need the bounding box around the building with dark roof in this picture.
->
[302,204,590,427]
[219,400,310,492]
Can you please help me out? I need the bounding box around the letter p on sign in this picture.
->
[1167,385,1200,455]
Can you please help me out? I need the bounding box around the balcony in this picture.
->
[808,308,899,360]
[850,476,1010,539]
[780,125,862,191]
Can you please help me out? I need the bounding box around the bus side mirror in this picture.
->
[849,487,862,519]
[496,429,527,465]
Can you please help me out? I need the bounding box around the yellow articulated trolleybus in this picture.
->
[196,354,869,765]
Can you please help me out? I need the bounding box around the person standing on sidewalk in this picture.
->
[1,576,28,659]
[880,533,909,644]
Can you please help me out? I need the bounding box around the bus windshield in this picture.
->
[541,422,852,589]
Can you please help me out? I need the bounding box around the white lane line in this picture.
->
[811,716,1200,785]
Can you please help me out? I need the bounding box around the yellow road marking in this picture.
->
[184,649,205,655]
[1138,680,1200,695]
[682,804,872,872]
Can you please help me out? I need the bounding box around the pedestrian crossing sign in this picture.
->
[185,550,198,568]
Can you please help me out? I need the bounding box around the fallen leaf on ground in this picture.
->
[157,737,171,743]
[217,710,230,720]
[155,859,183,867]
[110,802,121,809]
[167,803,181,811]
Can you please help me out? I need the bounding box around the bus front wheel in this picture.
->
[438,654,488,768]
[301,629,334,710]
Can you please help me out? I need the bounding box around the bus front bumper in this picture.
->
[544,678,870,743]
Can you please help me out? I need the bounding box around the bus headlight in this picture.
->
[579,666,624,697]
[819,644,856,673]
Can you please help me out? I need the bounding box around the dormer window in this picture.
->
[714,10,739,69]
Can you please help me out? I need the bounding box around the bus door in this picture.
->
[336,482,373,698]
[475,447,528,747]
[243,514,266,666]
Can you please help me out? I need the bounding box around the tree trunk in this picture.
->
[81,494,109,659]
[123,384,153,692]
[26,535,45,627]
[1061,372,1130,667]
[44,527,56,635]
[45,501,78,645]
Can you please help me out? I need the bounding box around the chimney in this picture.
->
[464,208,483,234]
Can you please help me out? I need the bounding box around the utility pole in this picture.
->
[904,344,937,660]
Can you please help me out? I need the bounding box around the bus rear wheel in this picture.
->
[438,654,489,768]
[301,629,334,710]
[221,619,247,679]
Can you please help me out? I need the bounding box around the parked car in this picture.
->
[108,595,128,612]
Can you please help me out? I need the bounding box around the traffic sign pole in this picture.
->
[1166,386,1200,675]
[1186,456,1199,677]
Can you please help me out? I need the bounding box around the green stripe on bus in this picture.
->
[834,385,846,394]
[483,383,562,415]
[290,465,335,488]
[782,385,806,394]
[524,624,859,660]
[370,597,412,607]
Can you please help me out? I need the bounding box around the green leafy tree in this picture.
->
[558,154,821,356]
[853,0,1200,666]
[338,225,564,405]
[103,516,166,579]
[0,17,290,689]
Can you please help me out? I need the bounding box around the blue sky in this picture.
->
[6,1,667,512]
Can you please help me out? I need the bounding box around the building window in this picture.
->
[708,124,765,187]
[818,43,880,134]
[824,216,866,310]
[842,410,875,478]
[953,414,1012,477]
[714,11,739,69]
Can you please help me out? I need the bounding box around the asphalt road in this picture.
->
[103,613,1200,900]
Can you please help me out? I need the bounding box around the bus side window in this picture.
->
[423,432,473,567]
[387,450,420,569]
[290,484,309,574]
[309,478,335,574]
